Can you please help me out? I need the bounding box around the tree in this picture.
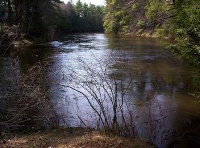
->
[103,0,199,65]
[73,0,104,32]
[145,0,170,27]
[104,0,149,34]
[166,0,200,66]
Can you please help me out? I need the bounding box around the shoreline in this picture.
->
[0,127,155,148]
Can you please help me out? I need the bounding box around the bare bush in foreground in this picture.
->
[60,56,137,135]
[58,54,170,147]
[0,59,59,142]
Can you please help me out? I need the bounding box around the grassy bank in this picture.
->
[0,128,155,148]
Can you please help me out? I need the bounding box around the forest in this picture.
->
[0,0,104,41]
[104,0,200,66]
[0,0,199,66]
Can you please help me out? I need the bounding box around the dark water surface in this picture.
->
[0,34,199,147]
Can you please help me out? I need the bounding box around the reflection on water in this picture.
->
[0,34,199,147]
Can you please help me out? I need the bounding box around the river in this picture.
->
[0,34,199,147]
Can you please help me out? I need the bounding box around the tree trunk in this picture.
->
[7,0,12,25]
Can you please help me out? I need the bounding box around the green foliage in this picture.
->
[122,26,128,32]
[131,4,137,11]
[114,10,124,17]
[136,29,144,35]
[111,0,118,5]
[103,1,120,34]
[2,0,104,38]
[119,16,130,26]
[145,0,169,20]
[73,1,104,32]
[192,73,200,87]
[155,28,165,37]
[104,0,138,34]
[166,0,200,66]
[103,14,118,34]
[136,20,145,27]
[103,0,200,66]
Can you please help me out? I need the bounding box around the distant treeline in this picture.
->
[0,0,104,39]
[1,0,199,65]
[104,0,200,66]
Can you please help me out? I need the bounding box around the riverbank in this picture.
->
[0,26,33,51]
[0,128,155,148]
[123,29,172,40]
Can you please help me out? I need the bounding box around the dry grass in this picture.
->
[0,128,155,148]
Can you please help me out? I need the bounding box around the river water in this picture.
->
[1,34,199,147]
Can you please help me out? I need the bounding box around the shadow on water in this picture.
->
[0,33,199,147]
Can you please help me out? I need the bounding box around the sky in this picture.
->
[62,0,106,6]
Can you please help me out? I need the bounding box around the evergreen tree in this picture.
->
[166,0,200,66]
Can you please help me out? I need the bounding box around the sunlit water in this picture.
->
[0,34,199,147]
